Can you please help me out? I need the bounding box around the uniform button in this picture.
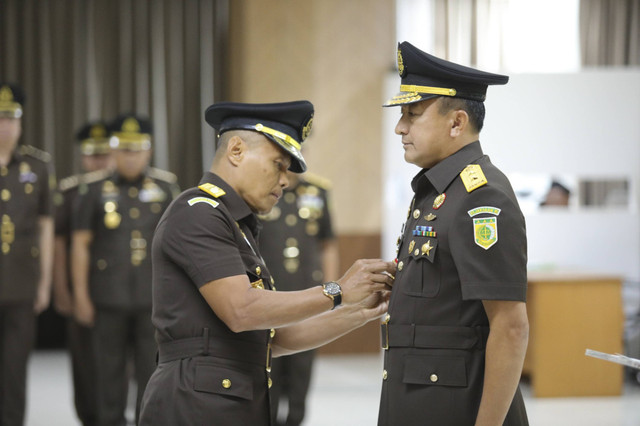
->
[222,379,231,389]
[383,369,388,380]
[270,328,276,338]
[129,207,140,219]
[414,249,419,256]
[430,374,438,383]
[256,266,261,275]
[412,209,420,219]
[97,259,108,270]
[24,183,33,194]
[268,377,273,388]
[398,261,404,271]
[1,189,10,201]
[128,187,139,198]
[383,313,390,323]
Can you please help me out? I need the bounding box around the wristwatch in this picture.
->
[322,281,342,310]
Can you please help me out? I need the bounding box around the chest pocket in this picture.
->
[402,237,440,298]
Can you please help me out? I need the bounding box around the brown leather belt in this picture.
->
[158,328,269,367]
[381,323,489,350]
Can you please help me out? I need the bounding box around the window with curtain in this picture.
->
[0,0,228,187]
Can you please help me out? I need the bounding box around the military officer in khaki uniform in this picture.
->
[139,101,394,426]
[378,42,529,425]
[0,82,55,425]
[53,121,114,426]
[71,114,179,426]
[259,171,338,426]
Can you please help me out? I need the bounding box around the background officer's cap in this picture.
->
[384,41,509,106]
[205,101,314,173]
[108,113,152,151]
[0,82,25,118]
[76,121,111,155]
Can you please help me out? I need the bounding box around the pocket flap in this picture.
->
[407,237,437,263]
[194,363,254,400]
[402,355,467,387]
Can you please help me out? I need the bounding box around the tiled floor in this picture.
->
[25,350,640,426]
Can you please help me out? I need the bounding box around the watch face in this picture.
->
[324,281,341,296]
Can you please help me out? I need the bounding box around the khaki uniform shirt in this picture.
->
[0,145,54,303]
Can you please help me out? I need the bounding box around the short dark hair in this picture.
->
[437,97,485,132]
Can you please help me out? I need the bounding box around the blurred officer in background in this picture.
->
[139,101,394,426]
[53,121,114,426]
[259,169,338,426]
[0,82,55,425]
[71,114,179,426]
[378,42,529,426]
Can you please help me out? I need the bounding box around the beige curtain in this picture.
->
[0,0,228,187]
[580,0,640,66]
[432,0,508,69]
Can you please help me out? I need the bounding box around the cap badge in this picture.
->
[397,47,405,77]
[122,117,141,133]
[90,125,107,139]
[433,193,446,210]
[302,115,314,140]
[0,86,14,103]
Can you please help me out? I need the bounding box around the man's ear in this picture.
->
[226,135,245,166]
[450,109,469,138]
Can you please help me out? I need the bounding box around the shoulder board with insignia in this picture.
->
[18,145,51,162]
[58,174,81,192]
[460,164,487,193]
[198,183,226,198]
[302,172,332,190]
[148,167,178,184]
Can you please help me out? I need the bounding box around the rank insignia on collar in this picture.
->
[473,217,498,250]
[198,183,226,198]
[460,164,487,193]
[433,193,446,209]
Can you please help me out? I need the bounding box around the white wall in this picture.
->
[382,69,640,282]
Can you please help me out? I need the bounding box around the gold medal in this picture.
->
[104,211,121,229]
[421,240,433,255]
[412,209,420,219]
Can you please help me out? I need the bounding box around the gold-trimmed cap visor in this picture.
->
[0,83,25,118]
[109,134,152,151]
[205,101,314,173]
[383,41,508,107]
[80,139,112,155]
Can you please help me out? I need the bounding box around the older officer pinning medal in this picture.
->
[139,101,394,425]
[378,42,529,426]
[0,82,55,426]
[71,114,179,426]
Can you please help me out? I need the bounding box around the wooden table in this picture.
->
[523,271,624,397]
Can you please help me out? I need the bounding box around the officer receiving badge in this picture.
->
[473,217,498,250]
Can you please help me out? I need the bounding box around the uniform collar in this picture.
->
[199,172,259,235]
[111,169,148,186]
[411,141,484,194]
